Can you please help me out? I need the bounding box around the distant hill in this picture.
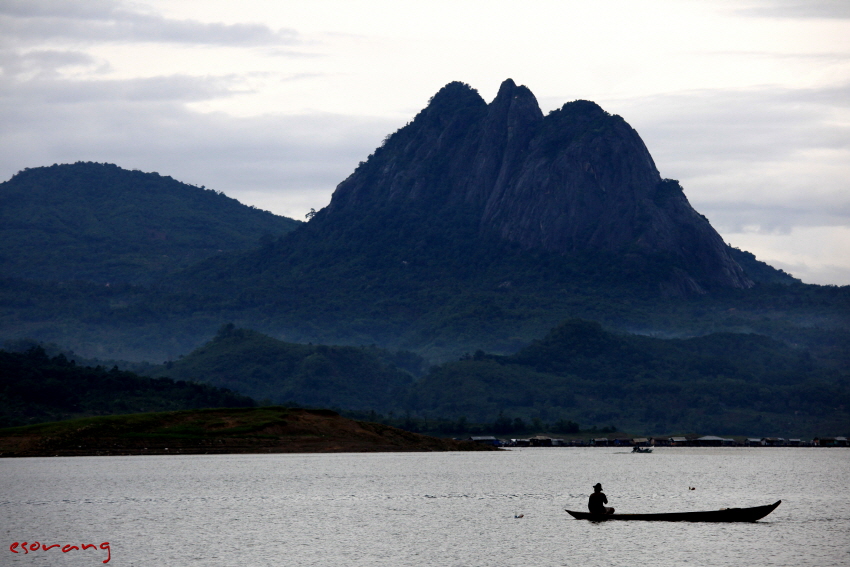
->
[0,407,497,457]
[140,320,848,437]
[0,162,300,284]
[2,337,161,376]
[150,324,421,409]
[0,346,255,428]
[178,79,755,307]
[405,320,849,437]
[153,79,842,362]
[0,82,845,369]
[728,247,799,285]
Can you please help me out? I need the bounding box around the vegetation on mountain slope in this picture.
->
[152,324,420,409]
[404,320,849,437]
[0,86,844,365]
[130,323,850,437]
[0,407,496,457]
[0,81,846,440]
[0,162,299,284]
[0,346,254,428]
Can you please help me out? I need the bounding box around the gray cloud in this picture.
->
[0,0,127,18]
[0,71,398,219]
[0,0,299,46]
[0,44,248,105]
[0,48,105,79]
[4,73,244,103]
[5,73,848,229]
[612,84,850,160]
[2,22,848,285]
[697,202,850,235]
[540,82,850,282]
[564,84,850,235]
[736,0,850,19]
[708,50,850,64]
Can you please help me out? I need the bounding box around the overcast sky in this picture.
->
[2,0,849,285]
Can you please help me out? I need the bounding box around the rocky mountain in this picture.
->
[321,79,751,293]
[0,81,841,366]
[0,162,300,284]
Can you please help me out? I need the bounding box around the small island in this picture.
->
[0,407,498,457]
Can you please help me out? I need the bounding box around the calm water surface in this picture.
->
[2,448,848,566]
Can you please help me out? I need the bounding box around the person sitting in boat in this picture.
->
[588,483,615,515]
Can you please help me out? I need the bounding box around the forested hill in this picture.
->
[0,83,841,367]
[0,162,300,284]
[154,79,815,362]
[133,321,849,437]
[0,346,255,428]
[149,324,420,410]
[406,320,849,437]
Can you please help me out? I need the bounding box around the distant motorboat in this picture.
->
[632,446,652,453]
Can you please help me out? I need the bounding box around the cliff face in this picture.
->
[324,79,751,291]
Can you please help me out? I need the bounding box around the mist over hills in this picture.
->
[159,79,828,361]
[153,324,418,410]
[408,319,848,436]
[133,321,845,436]
[0,80,847,435]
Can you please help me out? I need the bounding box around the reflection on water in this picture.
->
[2,448,848,566]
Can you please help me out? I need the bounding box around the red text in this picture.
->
[10,541,110,563]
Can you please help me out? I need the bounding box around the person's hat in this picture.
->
[593,483,602,490]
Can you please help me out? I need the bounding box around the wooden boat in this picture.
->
[565,500,780,522]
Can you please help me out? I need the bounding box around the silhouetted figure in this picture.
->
[588,483,615,515]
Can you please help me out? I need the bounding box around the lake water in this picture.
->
[2,448,848,566]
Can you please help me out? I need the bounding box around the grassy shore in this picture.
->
[0,406,498,457]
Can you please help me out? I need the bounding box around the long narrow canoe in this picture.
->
[565,500,781,522]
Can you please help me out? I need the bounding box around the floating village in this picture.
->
[467,435,849,448]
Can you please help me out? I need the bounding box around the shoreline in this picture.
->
[0,407,499,458]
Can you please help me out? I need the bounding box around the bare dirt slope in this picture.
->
[0,407,498,457]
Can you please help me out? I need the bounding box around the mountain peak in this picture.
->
[429,80,482,102]
[420,81,486,122]
[488,79,543,123]
[321,80,751,291]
